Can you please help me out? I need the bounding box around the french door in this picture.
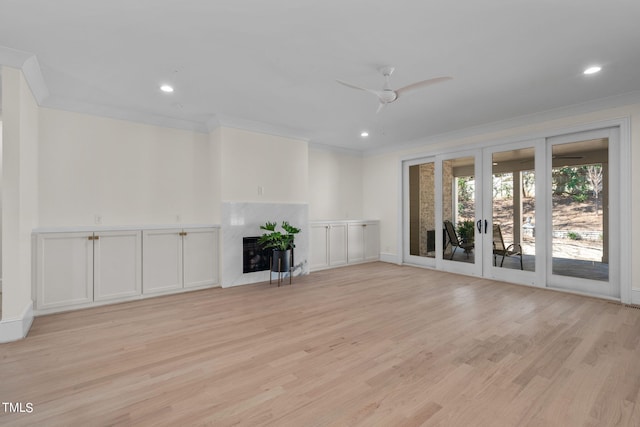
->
[546,128,619,299]
[402,127,620,299]
[403,150,485,278]
[482,139,544,286]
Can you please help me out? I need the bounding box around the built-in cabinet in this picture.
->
[310,223,348,270]
[94,230,142,302]
[143,227,219,294]
[310,221,379,271]
[347,222,380,263]
[34,226,219,314]
[35,231,96,311]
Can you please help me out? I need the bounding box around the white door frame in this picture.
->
[398,117,631,303]
[402,156,437,268]
[436,149,484,277]
[545,127,621,299]
[481,138,547,287]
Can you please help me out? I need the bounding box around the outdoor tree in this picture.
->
[456,176,475,220]
[552,166,589,200]
[522,171,535,198]
[586,165,603,215]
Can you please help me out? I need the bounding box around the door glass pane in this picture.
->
[492,148,535,271]
[409,162,436,258]
[442,157,475,263]
[551,139,608,281]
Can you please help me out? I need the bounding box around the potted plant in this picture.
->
[457,220,475,244]
[257,221,301,272]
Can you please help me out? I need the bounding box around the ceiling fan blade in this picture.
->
[396,76,452,97]
[376,102,386,114]
[336,80,382,97]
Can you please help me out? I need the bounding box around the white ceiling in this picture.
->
[1,0,639,152]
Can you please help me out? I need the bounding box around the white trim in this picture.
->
[379,252,401,264]
[366,91,640,157]
[396,117,632,302]
[618,118,632,304]
[0,45,34,68]
[41,96,209,133]
[0,49,49,106]
[209,114,311,143]
[632,290,640,306]
[33,223,220,233]
[308,141,363,157]
[310,219,379,225]
[0,300,34,343]
[21,55,49,104]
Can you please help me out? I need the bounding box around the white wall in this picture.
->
[209,127,223,224]
[1,66,38,327]
[38,108,216,226]
[362,103,640,290]
[0,120,3,287]
[308,146,363,220]
[220,127,308,203]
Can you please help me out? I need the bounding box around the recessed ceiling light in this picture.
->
[360,131,369,137]
[583,66,602,75]
[160,84,174,93]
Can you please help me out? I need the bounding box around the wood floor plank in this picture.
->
[1,262,639,426]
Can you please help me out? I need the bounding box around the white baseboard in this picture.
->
[379,252,401,264]
[632,289,640,305]
[0,300,34,343]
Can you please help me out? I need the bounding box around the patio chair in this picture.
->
[443,220,474,260]
[493,224,523,270]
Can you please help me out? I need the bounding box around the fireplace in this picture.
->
[243,237,270,273]
[222,202,308,287]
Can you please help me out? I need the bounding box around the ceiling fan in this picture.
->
[337,66,452,113]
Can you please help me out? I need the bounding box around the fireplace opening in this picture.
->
[243,237,270,273]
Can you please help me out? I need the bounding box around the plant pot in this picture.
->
[271,249,291,273]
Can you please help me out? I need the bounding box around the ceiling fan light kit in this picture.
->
[337,66,452,113]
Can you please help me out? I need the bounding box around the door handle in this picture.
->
[476,220,482,233]
[484,220,488,234]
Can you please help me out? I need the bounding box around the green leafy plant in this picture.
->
[457,220,475,243]
[257,221,301,251]
[567,231,582,240]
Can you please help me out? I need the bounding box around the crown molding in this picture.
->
[0,45,33,68]
[40,95,209,133]
[21,55,49,104]
[363,90,640,157]
[208,113,311,143]
[0,45,49,104]
[308,141,363,157]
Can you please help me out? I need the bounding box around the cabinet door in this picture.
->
[329,223,348,266]
[183,228,219,289]
[309,224,329,271]
[364,222,380,261]
[143,229,183,294]
[347,223,365,263]
[94,230,142,301]
[36,232,94,310]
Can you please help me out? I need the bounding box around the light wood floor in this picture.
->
[1,263,639,426]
